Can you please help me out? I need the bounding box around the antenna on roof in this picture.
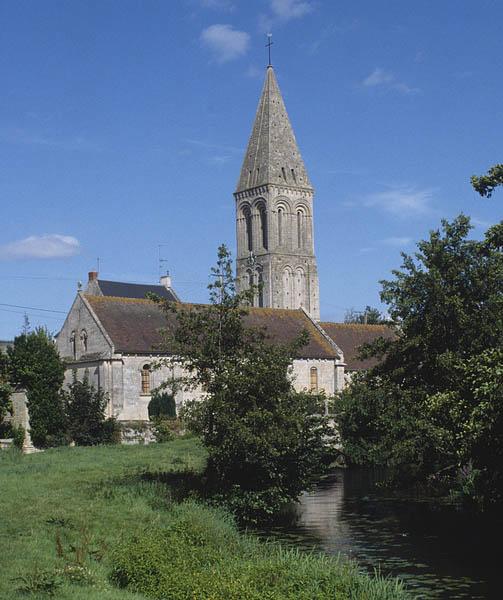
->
[96,257,101,273]
[158,244,170,277]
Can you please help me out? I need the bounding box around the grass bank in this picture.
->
[0,440,410,599]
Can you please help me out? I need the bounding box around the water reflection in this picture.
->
[263,469,501,599]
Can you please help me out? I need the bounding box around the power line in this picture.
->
[0,303,67,314]
[0,308,64,321]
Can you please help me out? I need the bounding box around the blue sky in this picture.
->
[0,0,501,339]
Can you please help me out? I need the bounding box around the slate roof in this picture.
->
[236,66,312,192]
[320,323,396,371]
[96,280,178,302]
[86,296,338,359]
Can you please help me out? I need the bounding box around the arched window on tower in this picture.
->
[282,267,294,309]
[297,209,304,248]
[141,364,151,395]
[256,269,264,307]
[259,205,268,249]
[243,207,253,252]
[295,267,306,308]
[310,367,318,392]
[277,206,284,246]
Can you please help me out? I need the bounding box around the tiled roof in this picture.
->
[96,280,178,302]
[320,323,396,371]
[86,296,338,359]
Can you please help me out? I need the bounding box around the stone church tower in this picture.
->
[234,65,320,320]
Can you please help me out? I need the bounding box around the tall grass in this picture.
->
[0,442,410,599]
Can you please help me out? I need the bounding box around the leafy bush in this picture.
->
[110,501,408,600]
[148,392,176,419]
[11,425,25,449]
[64,377,119,446]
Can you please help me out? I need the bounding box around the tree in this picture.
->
[63,376,117,446]
[8,328,67,448]
[336,216,503,503]
[0,350,12,428]
[154,245,334,522]
[344,305,387,324]
[471,163,503,197]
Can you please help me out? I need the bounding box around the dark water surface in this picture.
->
[261,469,501,599]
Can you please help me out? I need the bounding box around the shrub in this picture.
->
[64,377,118,446]
[148,392,176,419]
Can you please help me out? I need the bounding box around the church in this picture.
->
[56,64,392,422]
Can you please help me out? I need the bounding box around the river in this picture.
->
[262,469,501,599]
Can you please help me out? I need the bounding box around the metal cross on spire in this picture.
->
[266,33,273,66]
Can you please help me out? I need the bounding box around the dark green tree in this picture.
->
[344,305,387,324]
[471,163,503,197]
[148,392,177,419]
[63,376,117,446]
[154,245,334,522]
[8,328,66,448]
[0,350,12,428]
[336,216,503,503]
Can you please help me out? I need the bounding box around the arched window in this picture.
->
[80,329,88,353]
[295,267,306,308]
[141,364,151,395]
[297,210,304,248]
[256,269,264,307]
[282,267,294,309]
[70,331,76,359]
[243,206,253,252]
[259,205,268,249]
[310,367,318,392]
[277,206,284,246]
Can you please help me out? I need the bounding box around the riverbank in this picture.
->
[0,440,409,599]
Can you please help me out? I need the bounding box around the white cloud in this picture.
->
[382,236,412,246]
[0,234,81,260]
[363,68,394,87]
[364,187,434,217]
[362,67,419,95]
[270,0,314,20]
[200,24,250,63]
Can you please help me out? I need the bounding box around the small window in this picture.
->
[141,364,151,395]
[70,331,76,359]
[310,367,318,392]
[291,168,297,183]
[281,167,287,181]
[80,329,88,353]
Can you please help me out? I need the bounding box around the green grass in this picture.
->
[0,441,410,600]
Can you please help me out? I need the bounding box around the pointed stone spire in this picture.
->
[236,66,312,193]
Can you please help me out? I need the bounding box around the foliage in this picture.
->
[0,349,12,424]
[344,305,388,324]
[63,376,119,446]
[336,216,503,504]
[11,425,25,450]
[0,441,407,600]
[111,501,408,600]
[7,328,67,448]
[151,417,175,442]
[148,391,176,419]
[471,163,503,197]
[154,244,335,522]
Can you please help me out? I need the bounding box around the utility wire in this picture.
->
[0,303,67,314]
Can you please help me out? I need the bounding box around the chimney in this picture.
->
[160,274,172,289]
[88,271,98,282]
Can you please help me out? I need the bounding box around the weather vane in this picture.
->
[266,33,273,67]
